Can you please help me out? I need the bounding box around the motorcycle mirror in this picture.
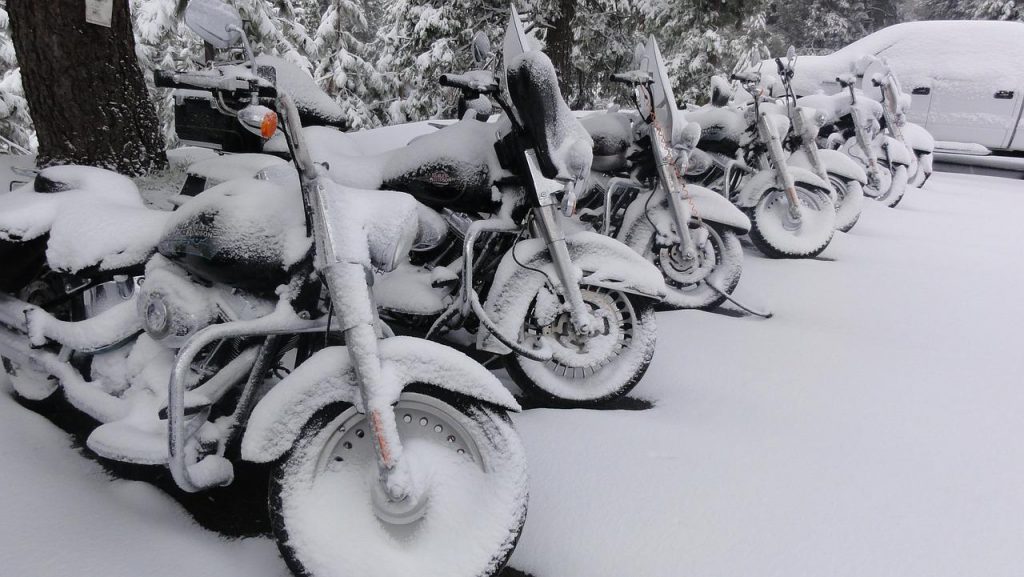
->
[471,31,491,66]
[237,105,279,140]
[184,0,244,49]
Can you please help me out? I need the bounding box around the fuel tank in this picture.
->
[157,178,311,292]
[379,119,500,212]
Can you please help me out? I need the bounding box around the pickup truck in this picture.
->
[758,20,1024,153]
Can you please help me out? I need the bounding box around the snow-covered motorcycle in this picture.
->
[577,38,751,310]
[860,56,935,190]
[301,9,667,407]
[685,71,836,259]
[3,2,530,576]
[773,48,867,232]
[798,75,913,207]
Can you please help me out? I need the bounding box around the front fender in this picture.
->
[734,167,830,208]
[789,148,868,184]
[240,336,518,464]
[878,134,913,166]
[616,187,750,253]
[477,230,666,355]
[902,122,935,154]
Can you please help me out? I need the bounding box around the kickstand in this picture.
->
[706,281,774,319]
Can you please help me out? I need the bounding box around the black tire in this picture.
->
[269,386,528,577]
[505,288,657,407]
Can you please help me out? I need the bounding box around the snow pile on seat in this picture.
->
[0,165,171,272]
[0,165,144,242]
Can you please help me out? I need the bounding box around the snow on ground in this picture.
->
[2,170,1024,576]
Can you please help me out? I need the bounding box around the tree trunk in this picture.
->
[8,0,166,175]
[544,0,577,101]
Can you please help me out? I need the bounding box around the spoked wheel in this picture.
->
[506,285,656,407]
[828,174,864,233]
[879,164,909,207]
[650,223,743,310]
[748,186,836,259]
[270,388,528,577]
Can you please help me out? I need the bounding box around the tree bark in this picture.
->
[544,0,577,101]
[8,0,166,175]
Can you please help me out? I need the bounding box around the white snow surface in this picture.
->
[3,170,1024,577]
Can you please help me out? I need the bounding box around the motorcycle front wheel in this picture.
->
[828,174,864,233]
[649,223,743,310]
[748,186,836,259]
[506,285,657,407]
[880,164,910,207]
[269,387,528,577]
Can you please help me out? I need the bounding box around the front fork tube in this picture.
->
[321,256,413,504]
[851,107,881,186]
[793,109,836,202]
[651,132,698,261]
[532,204,599,335]
[760,112,802,221]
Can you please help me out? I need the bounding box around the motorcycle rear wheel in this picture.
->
[269,387,527,577]
[505,285,656,407]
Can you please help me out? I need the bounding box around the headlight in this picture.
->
[144,297,169,338]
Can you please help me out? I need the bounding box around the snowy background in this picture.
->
[2,0,1023,154]
[3,169,1022,576]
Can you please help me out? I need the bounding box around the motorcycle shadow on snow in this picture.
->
[12,392,539,576]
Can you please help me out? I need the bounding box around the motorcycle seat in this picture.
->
[0,166,166,274]
[579,112,632,173]
[505,51,593,181]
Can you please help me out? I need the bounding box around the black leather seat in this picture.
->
[505,51,580,180]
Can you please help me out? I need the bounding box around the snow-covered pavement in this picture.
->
[3,171,1024,577]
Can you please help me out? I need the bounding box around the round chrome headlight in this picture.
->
[144,297,169,338]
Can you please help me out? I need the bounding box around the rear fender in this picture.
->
[477,230,666,355]
[734,167,830,208]
[240,336,518,463]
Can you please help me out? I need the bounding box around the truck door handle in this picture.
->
[995,90,1015,99]
[911,87,930,95]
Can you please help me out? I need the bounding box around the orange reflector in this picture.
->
[260,112,278,139]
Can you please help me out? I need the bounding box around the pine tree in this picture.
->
[769,0,871,55]
[374,0,508,122]
[312,0,386,128]
[974,0,1023,21]
[0,6,34,153]
[645,0,773,104]
[131,0,204,147]
[531,0,646,109]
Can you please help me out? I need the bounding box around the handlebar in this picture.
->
[153,69,277,98]
[610,70,653,86]
[731,71,760,84]
[438,72,498,95]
